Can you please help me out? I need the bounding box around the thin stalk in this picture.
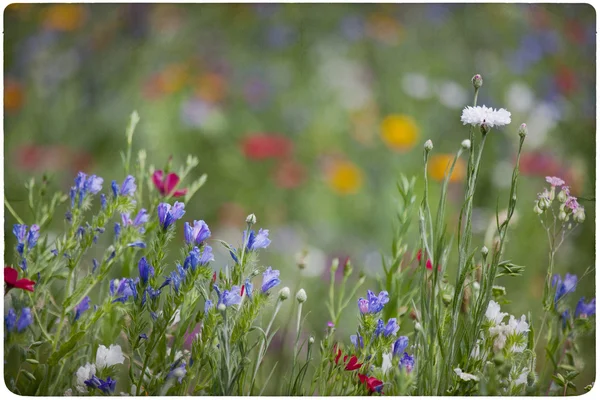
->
[4,196,25,224]
[249,300,283,395]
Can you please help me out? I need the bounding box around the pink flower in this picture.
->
[565,196,580,212]
[152,170,188,197]
[545,176,565,187]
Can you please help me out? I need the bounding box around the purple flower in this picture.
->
[111,278,139,303]
[546,176,565,187]
[84,174,104,195]
[69,187,77,208]
[261,267,280,293]
[141,286,161,306]
[114,223,121,239]
[5,308,16,332]
[374,319,385,336]
[184,220,211,245]
[85,375,116,394]
[138,257,154,285]
[365,290,389,314]
[358,298,369,314]
[399,352,415,372]
[111,180,119,198]
[552,273,578,304]
[158,202,186,230]
[17,308,32,332]
[74,296,91,321]
[383,318,399,337]
[214,285,242,307]
[27,224,40,249]
[350,334,364,349]
[244,229,271,251]
[119,175,137,196]
[199,244,214,266]
[244,279,253,300]
[167,360,187,384]
[575,297,596,318]
[170,264,187,293]
[565,196,580,212]
[392,336,409,358]
[127,241,146,249]
[13,224,39,256]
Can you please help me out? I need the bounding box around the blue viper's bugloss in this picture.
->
[399,352,415,372]
[244,279,253,300]
[244,228,271,251]
[383,318,400,337]
[85,375,116,394]
[119,175,136,196]
[111,278,139,303]
[138,257,154,285]
[74,296,91,321]
[158,202,186,230]
[350,334,364,349]
[575,297,596,318]
[214,284,242,307]
[358,290,389,314]
[261,267,281,293]
[392,336,409,358]
[552,273,578,304]
[184,220,211,245]
[5,308,17,332]
[167,360,187,384]
[204,300,213,313]
[17,308,33,332]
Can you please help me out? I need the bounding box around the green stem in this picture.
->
[4,196,25,224]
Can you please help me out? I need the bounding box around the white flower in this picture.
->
[489,325,508,352]
[381,352,393,373]
[454,367,480,382]
[485,300,507,325]
[514,368,529,386]
[95,344,125,369]
[75,362,96,393]
[461,105,511,128]
[64,389,73,396]
[507,315,529,335]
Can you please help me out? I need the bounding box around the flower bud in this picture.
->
[330,258,339,272]
[343,258,353,277]
[518,123,528,138]
[557,188,568,203]
[533,203,543,215]
[296,288,307,303]
[278,287,290,300]
[481,246,488,257]
[246,213,257,225]
[415,322,423,332]
[358,298,369,314]
[480,123,490,135]
[461,139,471,150]
[309,336,315,344]
[217,303,226,312]
[574,208,585,223]
[558,210,567,221]
[424,139,434,151]
[472,74,483,89]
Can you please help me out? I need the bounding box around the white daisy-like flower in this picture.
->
[454,367,480,382]
[485,300,508,326]
[95,344,125,369]
[461,105,512,128]
[75,362,96,393]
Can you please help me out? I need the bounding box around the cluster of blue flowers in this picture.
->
[4,307,33,334]
[71,172,104,208]
[111,175,136,198]
[184,220,211,245]
[84,375,116,394]
[158,202,186,230]
[12,223,40,270]
[230,228,271,263]
[553,273,596,328]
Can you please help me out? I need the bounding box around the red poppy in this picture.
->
[358,373,384,393]
[241,134,293,160]
[343,355,363,371]
[152,170,188,197]
[4,266,35,294]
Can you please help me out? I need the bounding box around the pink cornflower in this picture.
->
[546,176,565,187]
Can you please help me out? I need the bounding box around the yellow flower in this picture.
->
[43,4,86,31]
[428,154,466,183]
[327,160,364,195]
[381,115,419,152]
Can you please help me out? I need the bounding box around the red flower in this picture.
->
[358,374,384,393]
[416,249,433,270]
[334,345,342,364]
[343,355,362,371]
[241,134,293,160]
[4,266,35,294]
[152,170,188,197]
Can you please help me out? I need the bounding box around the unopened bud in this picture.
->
[472,74,483,89]
[309,336,315,344]
[296,288,307,303]
[330,258,339,272]
[409,309,418,320]
[518,123,528,138]
[461,139,471,150]
[279,287,290,300]
[217,303,226,312]
[558,210,568,221]
[415,322,423,332]
[481,246,489,257]
[533,204,543,215]
[424,139,434,151]
[557,189,568,203]
[246,213,257,225]
[343,259,353,277]
[480,123,490,135]
[574,208,585,223]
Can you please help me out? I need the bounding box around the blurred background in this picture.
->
[3,3,596,390]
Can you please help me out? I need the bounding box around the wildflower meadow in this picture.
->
[3,3,596,397]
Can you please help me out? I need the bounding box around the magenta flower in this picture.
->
[545,176,565,187]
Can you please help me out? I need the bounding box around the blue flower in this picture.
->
[119,175,137,196]
[204,300,213,313]
[230,249,239,263]
[392,336,409,358]
[26,225,40,249]
[575,297,596,318]
[5,309,16,332]
[244,229,271,251]
[214,284,242,307]
[17,308,33,332]
[92,258,99,273]
[244,279,253,300]
[561,309,570,329]
[141,286,161,306]
[128,241,146,249]
[85,175,103,195]
[183,247,200,271]
[13,224,27,244]
[552,273,578,304]
[362,290,389,314]
[85,375,116,394]
[374,319,385,336]
[158,202,186,230]
[13,224,39,257]
[114,223,121,239]
[70,187,77,208]
[111,278,139,303]
[383,318,399,337]
[199,245,214,266]
[138,257,154,285]
[133,209,149,227]
[261,267,281,293]
[399,352,415,373]
[167,360,187,384]
[170,265,187,293]
[350,334,364,349]
[184,220,211,245]
[74,296,91,321]
[111,180,119,198]
[76,226,86,239]
[100,194,107,210]
[139,333,148,340]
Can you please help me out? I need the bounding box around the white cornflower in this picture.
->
[75,362,96,393]
[454,367,480,382]
[485,300,507,326]
[95,344,125,369]
[461,105,511,128]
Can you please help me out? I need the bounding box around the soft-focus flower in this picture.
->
[16,308,32,332]
[76,363,97,393]
[545,176,565,187]
[152,170,188,197]
[95,344,125,369]
[399,352,415,372]
[552,273,578,304]
[199,245,215,266]
[184,220,211,245]
[204,300,213,314]
[110,278,138,303]
[565,196,581,212]
[241,134,293,160]
[13,224,40,258]
[5,308,17,332]
[244,279,253,300]
[122,209,149,231]
[351,334,364,349]
[461,105,512,128]
[454,367,480,382]
[138,257,154,285]
[158,202,186,230]
[4,266,36,292]
[4,78,24,113]
[575,297,596,318]
[43,4,87,31]
[74,296,91,321]
[244,228,271,251]
[326,159,364,195]
[392,336,409,358]
[112,176,136,197]
[380,114,419,152]
[358,373,384,393]
[428,154,466,183]
[273,160,306,189]
[359,290,389,314]
[358,298,369,314]
[167,360,187,383]
[261,267,281,293]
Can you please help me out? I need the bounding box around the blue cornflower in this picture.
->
[167,360,187,384]
[244,279,253,300]
[127,241,146,249]
[5,308,17,332]
[214,285,242,307]
[157,202,186,230]
[17,308,33,332]
[244,228,271,251]
[100,194,107,210]
[399,352,415,373]
[552,273,578,304]
[392,336,409,358]
[74,296,91,321]
[204,300,214,314]
[359,290,389,314]
[114,223,121,239]
[350,334,364,349]
[138,257,154,285]
[184,220,211,245]
[575,297,596,318]
[111,278,139,303]
[261,267,281,293]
